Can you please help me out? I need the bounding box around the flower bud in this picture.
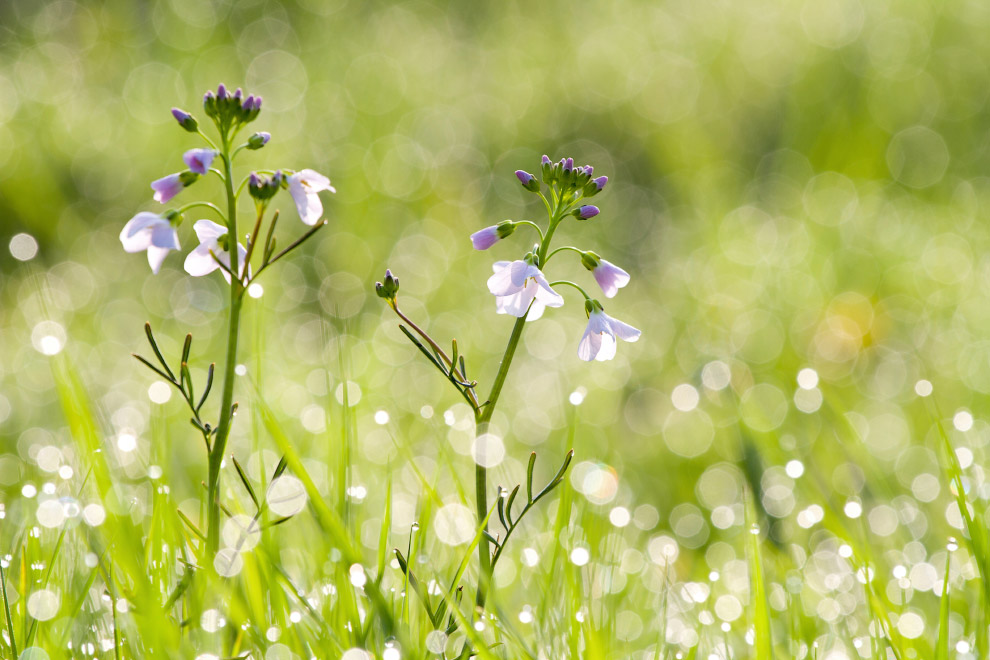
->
[247,131,271,150]
[375,269,400,301]
[217,83,228,100]
[515,170,540,193]
[171,108,198,132]
[248,171,280,201]
[583,175,608,198]
[178,170,200,187]
[573,205,599,220]
[541,155,554,183]
[203,91,217,118]
[470,220,516,250]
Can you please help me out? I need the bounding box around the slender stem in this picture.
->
[515,220,545,243]
[548,279,593,300]
[474,313,528,608]
[206,133,244,560]
[544,245,584,265]
[392,304,477,408]
[176,201,225,221]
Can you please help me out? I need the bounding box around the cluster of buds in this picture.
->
[536,155,608,198]
[203,83,262,130]
[375,269,400,303]
[248,171,284,203]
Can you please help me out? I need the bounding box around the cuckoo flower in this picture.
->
[487,258,564,320]
[119,212,180,274]
[183,149,218,175]
[577,301,640,362]
[288,169,336,225]
[183,220,248,284]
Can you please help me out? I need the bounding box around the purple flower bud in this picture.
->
[151,174,184,204]
[171,107,198,132]
[217,83,228,99]
[470,225,500,250]
[583,165,594,176]
[576,205,599,219]
[233,87,243,101]
[542,155,552,166]
[203,91,214,103]
[249,173,260,188]
[247,131,270,149]
[515,170,533,185]
[593,176,608,191]
[254,96,262,110]
[564,157,574,172]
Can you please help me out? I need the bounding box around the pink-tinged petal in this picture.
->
[608,316,641,342]
[593,260,630,298]
[184,243,220,277]
[594,332,618,361]
[192,220,228,242]
[151,174,183,203]
[183,149,217,175]
[470,226,499,250]
[488,262,519,296]
[146,246,172,274]
[119,213,162,252]
[496,285,537,317]
[288,175,324,225]
[149,223,180,250]
[533,281,564,308]
[509,260,533,288]
[296,169,335,194]
[577,327,602,361]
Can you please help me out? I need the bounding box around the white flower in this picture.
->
[288,169,336,225]
[577,307,640,361]
[592,259,630,298]
[119,212,180,274]
[183,220,249,283]
[487,259,564,320]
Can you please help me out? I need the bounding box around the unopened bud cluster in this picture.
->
[249,171,284,202]
[375,269,400,302]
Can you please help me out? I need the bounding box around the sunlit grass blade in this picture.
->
[745,492,773,660]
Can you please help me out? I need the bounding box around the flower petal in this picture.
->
[192,219,228,242]
[184,243,220,277]
[487,261,519,296]
[594,331,618,361]
[146,246,172,274]
[609,316,641,342]
[297,169,335,194]
[119,213,162,252]
[577,327,602,361]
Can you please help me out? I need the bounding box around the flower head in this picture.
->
[183,220,249,284]
[578,302,640,361]
[487,258,564,320]
[515,170,540,192]
[183,149,217,175]
[288,169,336,225]
[119,212,180,274]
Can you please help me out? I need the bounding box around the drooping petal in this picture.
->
[533,280,564,308]
[577,326,603,361]
[487,261,520,296]
[608,315,641,342]
[183,242,220,277]
[288,175,324,225]
[296,169,336,194]
[509,260,535,288]
[149,222,180,250]
[119,213,163,252]
[147,246,173,274]
[192,219,228,242]
[594,331,618,361]
[496,284,537,317]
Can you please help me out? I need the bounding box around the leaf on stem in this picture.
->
[231,455,260,510]
[144,322,176,381]
[196,363,215,412]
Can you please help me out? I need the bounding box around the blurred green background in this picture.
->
[3,0,990,656]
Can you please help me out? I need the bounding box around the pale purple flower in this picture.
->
[515,170,534,185]
[471,226,500,250]
[288,169,336,225]
[183,149,217,175]
[578,308,640,362]
[592,259,630,298]
[151,174,183,204]
[487,260,564,320]
[119,212,180,274]
[183,220,249,284]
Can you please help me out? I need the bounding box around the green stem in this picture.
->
[206,136,244,561]
[474,313,528,608]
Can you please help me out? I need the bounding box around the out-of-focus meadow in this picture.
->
[3,0,990,658]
